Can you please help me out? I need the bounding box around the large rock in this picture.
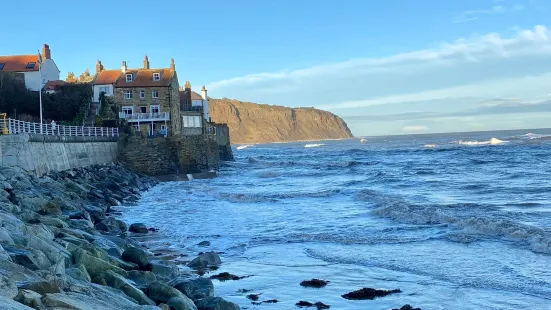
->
[122,247,150,270]
[148,260,180,281]
[168,296,198,310]
[66,265,91,283]
[0,274,18,299]
[127,270,157,290]
[73,248,127,281]
[3,245,50,271]
[187,252,221,269]
[14,289,44,309]
[95,217,127,234]
[0,295,35,309]
[129,223,149,234]
[173,277,214,303]
[103,270,156,306]
[147,281,195,308]
[196,297,240,310]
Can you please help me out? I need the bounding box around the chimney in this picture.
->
[143,55,150,69]
[170,58,175,71]
[201,85,208,100]
[96,60,104,74]
[42,44,51,60]
[121,61,127,73]
[185,81,191,90]
[185,81,191,105]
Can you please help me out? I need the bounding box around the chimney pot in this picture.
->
[143,55,150,69]
[42,44,51,60]
[122,61,127,73]
[170,58,175,71]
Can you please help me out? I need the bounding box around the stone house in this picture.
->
[0,44,60,91]
[179,82,212,135]
[93,56,182,136]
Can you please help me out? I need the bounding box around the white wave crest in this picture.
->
[424,144,437,148]
[305,144,325,148]
[522,133,551,140]
[360,138,368,144]
[456,137,509,146]
[237,145,253,150]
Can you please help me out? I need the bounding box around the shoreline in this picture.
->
[0,163,238,310]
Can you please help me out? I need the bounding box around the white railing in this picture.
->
[119,112,170,122]
[1,119,118,137]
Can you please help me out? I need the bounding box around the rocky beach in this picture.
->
[0,163,239,310]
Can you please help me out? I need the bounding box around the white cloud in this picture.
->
[208,25,551,112]
[402,126,429,133]
[452,4,524,23]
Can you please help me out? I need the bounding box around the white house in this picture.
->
[0,44,60,91]
[190,85,210,122]
[92,60,121,102]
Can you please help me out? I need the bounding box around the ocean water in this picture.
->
[119,129,551,309]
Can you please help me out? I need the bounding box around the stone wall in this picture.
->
[118,134,220,177]
[215,124,234,161]
[0,134,118,176]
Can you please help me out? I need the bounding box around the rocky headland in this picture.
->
[0,164,238,310]
[209,99,353,144]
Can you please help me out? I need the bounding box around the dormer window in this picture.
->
[126,74,133,82]
[153,73,160,81]
[0,64,4,70]
[26,62,36,69]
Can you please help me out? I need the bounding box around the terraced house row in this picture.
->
[93,56,211,136]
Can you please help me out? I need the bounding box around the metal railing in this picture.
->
[119,112,170,122]
[181,104,203,112]
[1,119,118,137]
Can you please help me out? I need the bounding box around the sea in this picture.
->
[119,128,551,310]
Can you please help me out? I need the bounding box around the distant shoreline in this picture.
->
[232,137,356,146]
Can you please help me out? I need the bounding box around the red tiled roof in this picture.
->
[44,80,66,90]
[94,70,121,85]
[0,55,40,72]
[115,68,173,87]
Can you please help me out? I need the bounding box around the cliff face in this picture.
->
[209,99,353,144]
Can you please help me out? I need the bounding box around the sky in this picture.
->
[2,0,551,136]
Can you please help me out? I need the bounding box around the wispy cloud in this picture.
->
[207,25,551,135]
[402,126,429,133]
[452,4,524,23]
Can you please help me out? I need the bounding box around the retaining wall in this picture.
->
[0,134,118,176]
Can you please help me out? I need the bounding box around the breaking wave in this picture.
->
[454,138,509,146]
[305,143,325,148]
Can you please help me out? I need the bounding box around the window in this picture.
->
[122,106,133,115]
[150,105,160,114]
[153,73,160,81]
[183,115,202,128]
[0,63,4,70]
[140,90,145,99]
[126,74,133,82]
[124,90,132,99]
[152,90,159,98]
[26,62,36,69]
[140,106,147,113]
[99,86,110,95]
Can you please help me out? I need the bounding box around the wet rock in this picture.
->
[3,245,48,271]
[66,265,91,283]
[187,252,221,269]
[198,241,211,247]
[39,201,61,215]
[121,247,150,270]
[148,259,180,281]
[147,281,195,306]
[196,297,240,310]
[210,272,245,281]
[127,270,157,290]
[14,289,44,309]
[73,248,127,281]
[95,217,127,234]
[341,287,401,300]
[0,295,35,309]
[102,270,156,305]
[392,305,422,310]
[263,299,278,303]
[300,278,329,288]
[0,274,18,299]
[167,296,198,310]
[173,277,214,303]
[38,216,68,228]
[129,222,149,234]
[296,301,330,309]
[246,293,260,301]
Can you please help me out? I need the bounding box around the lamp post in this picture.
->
[38,50,43,134]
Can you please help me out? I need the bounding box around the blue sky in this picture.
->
[2,0,551,136]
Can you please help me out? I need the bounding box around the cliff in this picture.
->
[209,99,353,144]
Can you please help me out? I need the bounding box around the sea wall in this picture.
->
[118,134,220,177]
[215,124,234,161]
[0,134,118,176]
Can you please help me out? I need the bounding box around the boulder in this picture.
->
[0,295,35,309]
[38,216,69,228]
[0,244,12,262]
[0,227,15,245]
[14,289,44,309]
[168,296,198,310]
[3,245,50,271]
[66,265,91,283]
[103,270,156,306]
[0,274,18,299]
[173,277,214,303]
[187,252,221,269]
[73,248,127,281]
[149,259,180,281]
[197,241,211,247]
[196,297,240,310]
[95,217,127,234]
[129,223,149,234]
[341,287,401,300]
[122,247,150,270]
[147,281,194,306]
[39,201,61,215]
[127,270,157,290]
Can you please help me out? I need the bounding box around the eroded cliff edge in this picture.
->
[209,99,353,144]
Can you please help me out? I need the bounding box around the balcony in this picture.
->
[181,104,203,112]
[119,112,170,122]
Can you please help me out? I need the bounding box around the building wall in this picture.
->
[23,59,60,91]
[0,134,118,176]
[168,74,182,135]
[93,84,114,102]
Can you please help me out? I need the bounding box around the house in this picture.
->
[43,80,66,94]
[108,56,181,136]
[179,82,211,134]
[92,60,120,102]
[0,44,60,91]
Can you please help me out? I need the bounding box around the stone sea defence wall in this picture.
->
[118,134,220,177]
[215,124,234,162]
[0,164,240,309]
[0,134,118,177]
